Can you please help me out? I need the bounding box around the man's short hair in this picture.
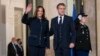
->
[57,3,65,9]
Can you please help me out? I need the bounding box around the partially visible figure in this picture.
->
[7,37,18,56]
[74,13,92,56]
[16,38,24,56]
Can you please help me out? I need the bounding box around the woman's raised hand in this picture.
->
[25,3,32,14]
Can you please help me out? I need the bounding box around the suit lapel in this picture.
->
[62,15,67,28]
[54,16,58,27]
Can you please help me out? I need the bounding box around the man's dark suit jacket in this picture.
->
[49,15,76,49]
[16,45,24,56]
[7,42,17,56]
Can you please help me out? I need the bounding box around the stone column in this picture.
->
[96,0,100,56]
[84,0,96,56]
[0,0,1,56]
[0,0,6,56]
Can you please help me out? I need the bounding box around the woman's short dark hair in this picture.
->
[34,6,46,19]
[17,38,21,42]
[57,3,65,9]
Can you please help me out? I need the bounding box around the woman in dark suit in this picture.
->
[21,4,49,56]
[74,13,92,56]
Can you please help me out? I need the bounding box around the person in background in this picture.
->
[49,3,76,56]
[21,3,50,56]
[74,13,92,56]
[7,37,18,56]
[16,38,24,56]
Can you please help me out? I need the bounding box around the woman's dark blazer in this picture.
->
[21,13,50,48]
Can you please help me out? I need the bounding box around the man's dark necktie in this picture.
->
[59,16,62,25]
[58,16,62,47]
[58,16,62,34]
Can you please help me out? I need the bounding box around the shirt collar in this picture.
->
[58,15,64,24]
[58,15,64,19]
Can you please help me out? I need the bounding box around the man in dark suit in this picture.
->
[7,37,18,56]
[49,3,76,56]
